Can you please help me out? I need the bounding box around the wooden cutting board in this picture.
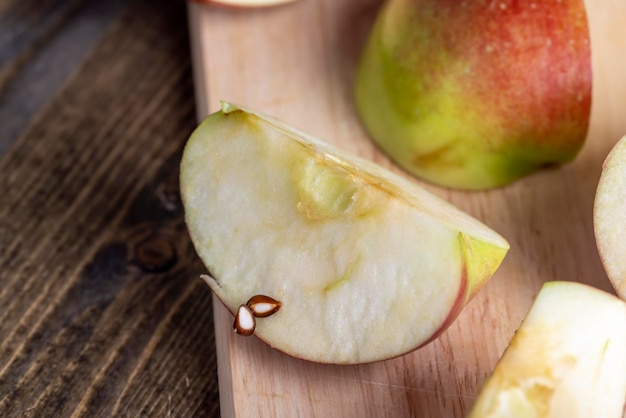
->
[186,1,626,416]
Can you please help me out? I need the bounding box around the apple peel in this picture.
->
[189,0,297,9]
[180,102,509,364]
[355,0,592,190]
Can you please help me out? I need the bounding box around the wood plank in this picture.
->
[188,0,626,416]
[0,0,220,416]
[0,0,129,151]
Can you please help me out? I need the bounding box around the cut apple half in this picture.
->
[594,135,626,300]
[180,102,509,364]
[191,0,297,8]
[469,281,626,418]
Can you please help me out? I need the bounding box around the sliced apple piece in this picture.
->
[594,135,626,300]
[191,0,297,8]
[468,281,626,418]
[180,102,509,364]
[355,0,591,190]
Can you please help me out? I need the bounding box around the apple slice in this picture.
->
[180,102,509,364]
[354,0,591,190]
[468,281,626,418]
[594,135,626,300]
[191,0,297,8]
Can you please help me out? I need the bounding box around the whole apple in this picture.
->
[355,0,592,189]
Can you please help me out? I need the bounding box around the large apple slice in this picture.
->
[355,0,591,190]
[468,281,626,418]
[594,135,626,300]
[180,102,509,364]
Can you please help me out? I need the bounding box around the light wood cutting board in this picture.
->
[186,1,626,416]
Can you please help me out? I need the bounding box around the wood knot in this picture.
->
[133,234,177,273]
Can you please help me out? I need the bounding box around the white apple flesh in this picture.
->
[180,102,509,364]
[469,281,626,418]
[594,135,626,300]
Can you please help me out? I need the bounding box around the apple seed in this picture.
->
[234,304,256,336]
[246,294,282,318]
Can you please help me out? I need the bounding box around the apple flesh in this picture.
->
[355,0,592,190]
[468,281,626,418]
[594,135,626,300]
[180,102,509,364]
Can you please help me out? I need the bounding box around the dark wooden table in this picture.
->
[0,0,220,416]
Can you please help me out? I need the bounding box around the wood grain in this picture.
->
[188,0,626,416]
[0,0,129,151]
[0,0,220,416]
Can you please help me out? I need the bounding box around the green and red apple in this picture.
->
[594,135,626,300]
[180,102,509,364]
[469,281,626,418]
[355,0,592,189]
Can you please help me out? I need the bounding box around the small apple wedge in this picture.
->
[180,102,509,364]
[468,281,626,418]
[594,135,626,300]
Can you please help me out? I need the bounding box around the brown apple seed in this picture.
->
[246,294,282,318]
[234,304,256,336]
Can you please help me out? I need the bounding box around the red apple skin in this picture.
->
[355,0,592,189]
